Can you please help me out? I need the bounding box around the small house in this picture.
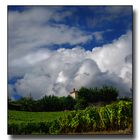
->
[69,88,78,99]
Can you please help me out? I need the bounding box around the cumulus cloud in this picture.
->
[8,31,132,99]
[90,31,132,74]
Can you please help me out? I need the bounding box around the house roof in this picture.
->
[70,88,78,94]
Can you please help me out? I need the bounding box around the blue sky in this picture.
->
[8,6,132,99]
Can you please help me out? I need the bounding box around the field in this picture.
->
[8,110,70,124]
[8,101,133,135]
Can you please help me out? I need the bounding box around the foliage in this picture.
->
[58,100,132,133]
[8,95,76,112]
[8,101,132,134]
[74,86,118,109]
[77,86,118,103]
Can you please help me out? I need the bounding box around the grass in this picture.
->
[8,110,70,124]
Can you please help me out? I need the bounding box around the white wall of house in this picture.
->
[69,92,76,99]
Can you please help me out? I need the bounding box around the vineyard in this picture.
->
[8,101,133,135]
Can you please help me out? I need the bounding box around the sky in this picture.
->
[8,6,132,100]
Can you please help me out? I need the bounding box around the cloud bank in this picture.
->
[8,31,132,99]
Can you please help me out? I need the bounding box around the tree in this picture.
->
[76,86,119,109]
[16,97,35,111]
[77,87,92,102]
[99,86,118,102]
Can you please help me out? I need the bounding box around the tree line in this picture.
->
[8,95,76,112]
[8,86,119,111]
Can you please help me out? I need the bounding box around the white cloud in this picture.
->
[8,31,132,99]
[8,7,93,57]
[90,31,132,74]
[93,31,103,41]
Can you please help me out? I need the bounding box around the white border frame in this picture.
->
[0,0,139,140]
